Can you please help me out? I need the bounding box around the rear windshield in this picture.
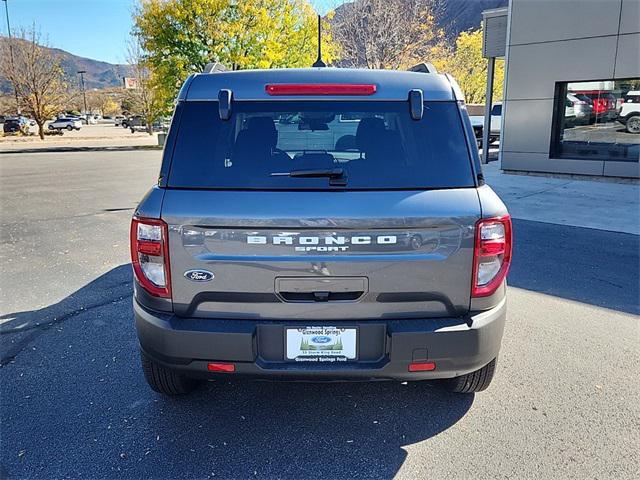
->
[167,101,474,190]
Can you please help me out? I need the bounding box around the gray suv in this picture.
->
[131,68,512,395]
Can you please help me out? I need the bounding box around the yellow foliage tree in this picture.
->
[434,28,504,104]
[101,98,121,117]
[133,0,337,113]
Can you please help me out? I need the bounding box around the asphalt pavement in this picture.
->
[0,151,638,479]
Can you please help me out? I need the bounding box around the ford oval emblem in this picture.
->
[184,270,214,282]
[311,336,332,344]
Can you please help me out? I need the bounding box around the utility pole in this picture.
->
[77,70,88,119]
[2,0,20,115]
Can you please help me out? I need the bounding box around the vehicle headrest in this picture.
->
[244,116,277,148]
[356,117,386,150]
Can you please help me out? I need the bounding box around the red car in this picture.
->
[572,90,617,122]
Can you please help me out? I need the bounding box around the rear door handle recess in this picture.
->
[275,277,368,303]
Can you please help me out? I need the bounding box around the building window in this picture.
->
[550,79,640,162]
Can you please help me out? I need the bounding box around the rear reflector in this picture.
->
[265,83,377,96]
[409,362,436,372]
[207,363,235,373]
[137,240,162,256]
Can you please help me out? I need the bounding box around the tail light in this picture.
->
[472,215,512,297]
[592,98,607,113]
[130,217,171,298]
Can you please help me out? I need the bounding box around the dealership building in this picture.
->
[490,0,639,179]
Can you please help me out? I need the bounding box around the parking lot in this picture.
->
[0,150,638,479]
[0,122,159,151]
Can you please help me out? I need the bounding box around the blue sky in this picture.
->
[2,0,347,64]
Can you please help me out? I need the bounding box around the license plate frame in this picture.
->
[285,326,358,362]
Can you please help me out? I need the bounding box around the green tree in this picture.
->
[133,0,337,112]
[434,28,504,104]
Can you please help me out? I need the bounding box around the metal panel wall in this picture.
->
[500,0,639,178]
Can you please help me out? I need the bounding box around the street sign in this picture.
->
[123,77,139,89]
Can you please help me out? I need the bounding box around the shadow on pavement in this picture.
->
[509,219,639,315]
[145,379,473,478]
[0,265,473,479]
[0,265,133,364]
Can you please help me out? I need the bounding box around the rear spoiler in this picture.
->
[408,63,438,74]
[203,62,228,73]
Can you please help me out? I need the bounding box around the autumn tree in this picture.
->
[0,28,69,139]
[0,94,16,116]
[434,28,504,104]
[133,0,337,112]
[124,38,165,135]
[332,0,447,70]
[101,97,121,117]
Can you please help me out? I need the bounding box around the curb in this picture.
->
[0,145,163,154]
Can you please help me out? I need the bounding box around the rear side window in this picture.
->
[491,104,502,115]
[168,101,474,190]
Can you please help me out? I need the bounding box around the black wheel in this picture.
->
[66,124,73,131]
[48,124,54,130]
[140,351,199,395]
[442,358,497,393]
[626,115,640,134]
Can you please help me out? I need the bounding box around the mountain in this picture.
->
[437,0,508,37]
[0,37,130,93]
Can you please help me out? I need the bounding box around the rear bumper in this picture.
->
[134,298,506,381]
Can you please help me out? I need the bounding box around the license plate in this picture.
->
[286,326,357,362]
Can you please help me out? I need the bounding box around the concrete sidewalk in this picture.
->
[483,162,640,235]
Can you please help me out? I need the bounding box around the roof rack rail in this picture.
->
[408,63,437,74]
[203,62,228,74]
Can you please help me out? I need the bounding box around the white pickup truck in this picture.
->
[470,102,502,147]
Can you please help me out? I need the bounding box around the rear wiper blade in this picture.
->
[271,168,345,179]
[270,168,347,186]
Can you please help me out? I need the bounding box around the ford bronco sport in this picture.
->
[131,68,512,395]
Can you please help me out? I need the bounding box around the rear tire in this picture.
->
[625,115,640,134]
[140,351,199,395]
[442,358,497,393]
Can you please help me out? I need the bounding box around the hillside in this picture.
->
[438,0,508,37]
[0,37,130,93]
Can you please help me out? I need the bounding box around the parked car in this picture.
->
[3,116,30,134]
[128,116,170,133]
[566,93,594,125]
[571,90,617,122]
[114,115,126,126]
[131,67,512,396]
[470,102,501,147]
[127,115,147,132]
[48,117,82,131]
[617,90,640,134]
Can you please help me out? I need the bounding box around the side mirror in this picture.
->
[218,89,233,121]
[409,89,424,120]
